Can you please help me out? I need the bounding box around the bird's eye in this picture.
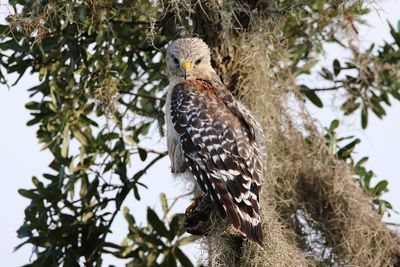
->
[195,58,202,65]
[173,57,179,65]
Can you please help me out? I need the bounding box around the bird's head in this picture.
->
[166,38,214,82]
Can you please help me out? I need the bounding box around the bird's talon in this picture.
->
[181,165,188,173]
[185,195,204,215]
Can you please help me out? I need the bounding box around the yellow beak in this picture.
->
[181,60,192,80]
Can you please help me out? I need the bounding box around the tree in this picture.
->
[1,0,399,266]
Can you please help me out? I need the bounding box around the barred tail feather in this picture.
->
[239,215,264,246]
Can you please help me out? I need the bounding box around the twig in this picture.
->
[300,85,342,92]
[140,151,168,176]
[162,192,193,220]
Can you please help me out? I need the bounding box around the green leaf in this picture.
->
[61,125,69,158]
[301,59,318,74]
[333,59,341,76]
[160,193,168,214]
[16,224,31,239]
[329,119,339,131]
[361,107,368,129]
[80,175,89,199]
[0,24,9,35]
[123,207,136,227]
[361,171,374,190]
[304,89,323,108]
[132,185,141,201]
[177,235,199,246]
[82,212,94,223]
[320,67,334,81]
[18,189,41,200]
[169,214,185,240]
[121,244,134,257]
[390,88,400,101]
[355,157,369,168]
[41,37,59,52]
[374,180,388,195]
[25,101,40,110]
[337,138,360,159]
[341,98,360,115]
[0,39,23,52]
[138,147,147,161]
[26,116,42,126]
[86,177,99,201]
[116,186,130,210]
[175,248,194,267]
[389,21,400,46]
[161,250,177,267]
[71,127,89,146]
[385,201,392,209]
[103,161,114,173]
[147,208,169,237]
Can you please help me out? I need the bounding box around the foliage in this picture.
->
[116,196,198,267]
[1,0,184,266]
[324,120,392,215]
[0,0,399,266]
[301,22,400,129]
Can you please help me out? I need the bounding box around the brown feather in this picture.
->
[170,79,266,246]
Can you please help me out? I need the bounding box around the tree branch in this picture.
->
[140,151,168,176]
[300,85,343,92]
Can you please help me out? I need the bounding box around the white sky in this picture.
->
[0,1,399,266]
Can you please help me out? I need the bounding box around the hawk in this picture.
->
[165,38,266,246]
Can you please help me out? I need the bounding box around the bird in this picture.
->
[165,37,267,246]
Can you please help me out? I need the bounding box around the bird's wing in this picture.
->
[170,79,265,245]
